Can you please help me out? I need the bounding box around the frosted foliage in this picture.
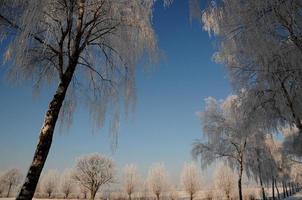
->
[72,153,115,199]
[282,125,302,157]
[0,0,162,135]
[167,185,178,200]
[147,163,168,199]
[290,163,302,183]
[193,94,256,170]
[214,164,236,200]
[180,163,201,199]
[60,169,76,198]
[42,170,59,197]
[139,180,149,200]
[265,138,297,184]
[199,0,302,134]
[0,168,22,197]
[0,169,22,187]
[123,164,140,198]
[245,134,278,185]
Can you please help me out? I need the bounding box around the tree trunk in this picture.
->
[226,192,230,200]
[282,182,286,198]
[259,178,266,200]
[90,189,97,200]
[274,180,280,200]
[257,154,266,200]
[156,193,160,200]
[6,183,12,197]
[272,178,275,200]
[285,182,289,197]
[16,65,76,200]
[129,193,132,200]
[238,161,244,200]
[190,193,193,200]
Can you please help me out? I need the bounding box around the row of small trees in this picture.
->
[2,154,301,200]
[190,1,302,200]
[0,155,203,200]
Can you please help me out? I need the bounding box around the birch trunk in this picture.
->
[238,161,243,200]
[16,64,76,200]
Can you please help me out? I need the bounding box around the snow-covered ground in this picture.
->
[285,191,302,200]
[2,191,302,200]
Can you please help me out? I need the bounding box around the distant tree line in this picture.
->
[0,154,200,200]
[1,153,302,200]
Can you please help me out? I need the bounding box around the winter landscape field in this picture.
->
[1,0,302,200]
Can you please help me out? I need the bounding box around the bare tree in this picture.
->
[0,168,23,197]
[180,163,201,200]
[0,1,168,198]
[147,163,168,200]
[214,164,236,200]
[60,169,76,199]
[42,170,59,198]
[122,164,140,200]
[72,153,115,200]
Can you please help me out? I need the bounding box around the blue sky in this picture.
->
[0,1,231,180]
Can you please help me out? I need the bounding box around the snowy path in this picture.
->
[285,191,302,200]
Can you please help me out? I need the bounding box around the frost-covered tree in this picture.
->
[0,181,5,197]
[0,1,169,199]
[267,140,294,199]
[122,164,140,200]
[180,163,201,200]
[139,180,149,200]
[265,137,288,199]
[245,134,278,200]
[214,164,236,200]
[42,169,59,198]
[192,0,302,141]
[147,163,168,200]
[80,185,89,199]
[290,163,302,193]
[60,169,76,199]
[72,153,115,200]
[167,184,178,200]
[0,168,23,197]
[192,94,259,200]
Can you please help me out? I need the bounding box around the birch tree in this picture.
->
[192,94,258,200]
[122,164,140,200]
[0,1,169,199]
[72,153,115,200]
[245,134,277,200]
[192,0,302,138]
[180,163,201,200]
[147,163,168,200]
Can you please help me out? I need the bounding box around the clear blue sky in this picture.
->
[0,1,231,180]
